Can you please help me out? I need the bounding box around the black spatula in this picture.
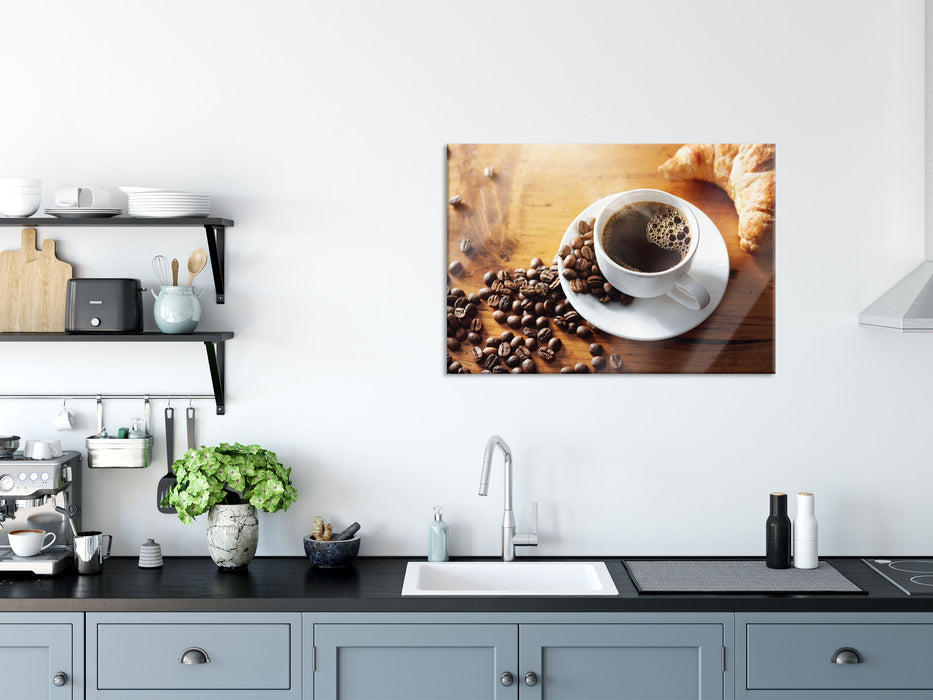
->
[157,407,176,513]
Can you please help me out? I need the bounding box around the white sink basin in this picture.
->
[401,561,619,596]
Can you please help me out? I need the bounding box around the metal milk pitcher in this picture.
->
[151,285,201,334]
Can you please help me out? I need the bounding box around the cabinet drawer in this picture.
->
[96,622,292,690]
[746,623,933,690]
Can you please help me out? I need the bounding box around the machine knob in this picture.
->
[90,317,101,327]
[500,671,514,686]
[0,474,13,492]
[179,647,211,664]
[524,671,538,686]
[52,672,68,687]
[831,647,862,664]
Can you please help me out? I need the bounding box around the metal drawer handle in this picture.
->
[52,672,68,687]
[832,647,862,664]
[179,647,211,665]
[500,671,514,686]
[524,671,538,686]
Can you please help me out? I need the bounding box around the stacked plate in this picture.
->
[122,187,211,218]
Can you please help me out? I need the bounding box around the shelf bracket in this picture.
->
[204,338,226,414]
[204,223,226,304]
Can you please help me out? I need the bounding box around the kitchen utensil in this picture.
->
[171,258,179,285]
[54,399,76,431]
[65,278,143,333]
[86,396,153,468]
[8,529,57,557]
[0,435,19,458]
[152,255,170,286]
[74,530,112,575]
[0,228,73,332]
[186,404,197,452]
[303,535,361,568]
[0,178,41,216]
[54,186,110,208]
[186,248,207,286]
[335,522,361,541]
[157,406,177,513]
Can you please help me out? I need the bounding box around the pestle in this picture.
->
[334,522,360,541]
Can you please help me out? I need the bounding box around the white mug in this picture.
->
[54,186,110,208]
[593,189,710,311]
[55,405,76,431]
[8,529,57,557]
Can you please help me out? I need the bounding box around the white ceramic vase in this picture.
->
[206,503,259,570]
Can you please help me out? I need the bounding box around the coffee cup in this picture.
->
[54,186,110,208]
[593,189,710,311]
[74,530,112,574]
[8,529,57,557]
[55,405,76,431]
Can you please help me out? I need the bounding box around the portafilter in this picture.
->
[0,435,20,458]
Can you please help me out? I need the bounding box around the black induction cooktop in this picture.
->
[862,558,933,595]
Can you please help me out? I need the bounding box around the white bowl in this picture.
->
[0,178,40,187]
[0,193,41,216]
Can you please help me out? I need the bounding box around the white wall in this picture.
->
[1,0,930,558]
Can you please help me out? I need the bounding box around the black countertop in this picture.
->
[0,557,930,614]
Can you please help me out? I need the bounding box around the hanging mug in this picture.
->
[151,286,202,334]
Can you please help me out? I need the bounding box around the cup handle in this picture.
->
[102,535,113,560]
[666,272,711,311]
[40,532,57,551]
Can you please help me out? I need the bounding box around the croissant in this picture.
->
[658,143,775,254]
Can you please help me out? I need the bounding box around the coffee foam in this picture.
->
[644,203,691,259]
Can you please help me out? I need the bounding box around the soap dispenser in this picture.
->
[428,506,449,562]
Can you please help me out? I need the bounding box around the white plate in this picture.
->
[129,211,209,218]
[128,192,208,199]
[558,194,729,341]
[45,208,122,219]
[118,186,161,194]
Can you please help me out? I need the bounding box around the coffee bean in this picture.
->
[497,342,511,358]
[492,365,509,373]
[450,287,465,298]
[577,219,589,235]
[460,238,473,254]
[553,315,568,329]
[537,347,556,362]
[621,294,635,306]
[498,296,512,312]
[563,254,576,268]
[524,337,538,350]
[448,261,464,276]
[530,257,543,268]
[564,310,580,323]
[536,327,553,343]
[559,244,572,257]
[522,325,538,338]
[447,312,460,328]
[483,271,496,285]
[535,316,549,329]
[471,347,483,361]
[521,358,537,373]
[589,343,604,356]
[505,355,521,368]
[571,235,584,249]
[469,318,483,332]
[521,313,534,326]
[592,355,607,371]
[478,286,492,300]
[576,325,592,339]
[492,309,507,324]
[560,366,574,374]
[570,279,587,294]
[574,363,590,373]
[511,299,523,313]
[534,301,546,316]
[486,293,501,309]
[507,314,521,329]
[467,331,482,345]
[580,246,595,261]
[548,337,562,352]
[499,330,514,342]
[485,336,500,347]
[515,345,531,360]
[609,353,623,370]
[447,337,460,351]
[510,336,524,350]
[448,361,462,372]
[484,354,500,370]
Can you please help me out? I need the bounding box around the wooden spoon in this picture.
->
[186,248,207,286]
[171,258,179,286]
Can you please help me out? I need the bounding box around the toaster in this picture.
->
[65,278,143,333]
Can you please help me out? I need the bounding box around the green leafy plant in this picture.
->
[162,442,298,524]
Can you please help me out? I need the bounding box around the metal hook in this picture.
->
[188,395,193,408]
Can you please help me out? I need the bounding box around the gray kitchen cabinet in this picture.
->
[86,612,301,700]
[520,622,726,699]
[0,612,83,699]
[736,612,933,700]
[306,613,730,700]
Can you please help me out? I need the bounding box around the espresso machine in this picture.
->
[0,448,82,575]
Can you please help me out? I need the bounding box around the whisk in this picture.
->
[152,255,170,286]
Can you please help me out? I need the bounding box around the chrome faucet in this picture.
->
[479,435,538,562]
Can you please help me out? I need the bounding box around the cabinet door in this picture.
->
[519,624,724,700]
[312,624,518,700]
[0,622,77,698]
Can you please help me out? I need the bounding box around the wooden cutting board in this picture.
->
[0,227,73,332]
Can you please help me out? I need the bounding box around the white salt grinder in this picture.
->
[793,492,818,569]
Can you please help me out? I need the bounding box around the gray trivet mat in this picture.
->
[624,560,862,593]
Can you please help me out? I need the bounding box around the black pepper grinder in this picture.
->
[766,492,791,569]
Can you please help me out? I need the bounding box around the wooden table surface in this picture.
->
[446,144,774,374]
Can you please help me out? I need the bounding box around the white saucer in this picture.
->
[558,194,729,341]
[45,208,122,219]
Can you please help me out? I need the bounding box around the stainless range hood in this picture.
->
[859,2,932,332]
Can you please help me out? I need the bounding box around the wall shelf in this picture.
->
[0,217,232,304]
[0,217,234,413]
[0,332,233,414]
